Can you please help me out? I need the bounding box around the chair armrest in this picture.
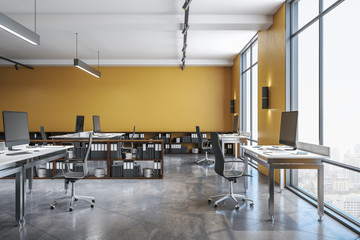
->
[224,160,243,163]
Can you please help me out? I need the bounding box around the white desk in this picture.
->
[0,145,72,225]
[242,145,326,222]
[50,132,125,139]
[218,134,247,159]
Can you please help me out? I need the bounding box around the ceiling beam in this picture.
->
[0,58,234,67]
[7,14,273,31]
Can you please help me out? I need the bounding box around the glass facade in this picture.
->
[290,0,360,226]
[240,37,258,145]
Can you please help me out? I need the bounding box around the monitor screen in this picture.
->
[279,111,298,147]
[2,111,30,150]
[93,115,101,133]
[75,115,84,133]
[233,115,239,133]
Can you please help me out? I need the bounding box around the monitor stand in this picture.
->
[8,146,21,151]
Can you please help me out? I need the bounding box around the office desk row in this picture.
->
[0,146,72,224]
[242,145,328,222]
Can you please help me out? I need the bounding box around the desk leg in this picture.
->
[15,166,25,224]
[268,166,275,222]
[235,143,238,159]
[318,164,324,221]
[28,166,33,193]
[244,154,248,192]
[280,169,284,193]
[222,141,225,157]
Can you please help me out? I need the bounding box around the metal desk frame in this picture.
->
[0,147,70,225]
[243,146,325,222]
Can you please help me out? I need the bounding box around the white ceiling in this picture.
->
[0,0,284,67]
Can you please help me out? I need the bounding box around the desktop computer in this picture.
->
[75,115,84,133]
[2,111,30,151]
[93,115,101,133]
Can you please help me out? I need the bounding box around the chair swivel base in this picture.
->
[50,181,95,211]
[208,180,253,209]
[196,151,214,165]
[208,193,253,210]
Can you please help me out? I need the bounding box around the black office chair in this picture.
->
[195,126,214,164]
[40,126,48,146]
[50,133,95,211]
[208,132,254,209]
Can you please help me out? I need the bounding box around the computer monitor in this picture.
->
[233,115,239,133]
[75,115,84,133]
[93,115,101,133]
[279,111,298,148]
[2,111,30,150]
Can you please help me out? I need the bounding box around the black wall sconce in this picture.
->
[230,99,235,113]
[262,87,269,109]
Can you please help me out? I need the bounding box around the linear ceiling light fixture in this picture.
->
[73,33,101,78]
[0,0,40,45]
[181,0,192,71]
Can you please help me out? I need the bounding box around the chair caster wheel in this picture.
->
[213,204,218,208]
[208,199,212,204]
[91,204,94,208]
[69,207,73,212]
[92,199,95,203]
[75,198,78,201]
[50,205,55,210]
[250,203,254,207]
[235,205,240,210]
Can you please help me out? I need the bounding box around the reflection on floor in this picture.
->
[0,154,359,240]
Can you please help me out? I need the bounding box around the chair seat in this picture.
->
[224,170,242,178]
[53,171,84,179]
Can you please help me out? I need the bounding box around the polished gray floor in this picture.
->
[0,154,359,240]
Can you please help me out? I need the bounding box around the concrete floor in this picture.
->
[0,154,359,240]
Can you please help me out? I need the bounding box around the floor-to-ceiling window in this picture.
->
[240,36,258,145]
[289,0,360,228]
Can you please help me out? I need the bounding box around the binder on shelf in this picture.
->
[170,144,182,154]
[148,144,155,159]
[111,161,123,177]
[123,161,134,177]
[142,144,148,159]
[181,135,191,143]
[153,161,161,177]
[136,146,143,159]
[165,133,171,143]
[165,144,170,154]
[191,133,198,143]
[181,146,188,154]
[134,163,141,177]
[155,144,162,159]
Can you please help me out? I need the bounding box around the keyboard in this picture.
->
[266,147,284,151]
[6,151,32,156]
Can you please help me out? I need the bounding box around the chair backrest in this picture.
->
[40,126,47,140]
[83,133,93,176]
[210,132,225,177]
[131,126,136,140]
[196,126,203,149]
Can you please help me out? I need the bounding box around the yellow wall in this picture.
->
[0,67,232,132]
[258,4,286,175]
